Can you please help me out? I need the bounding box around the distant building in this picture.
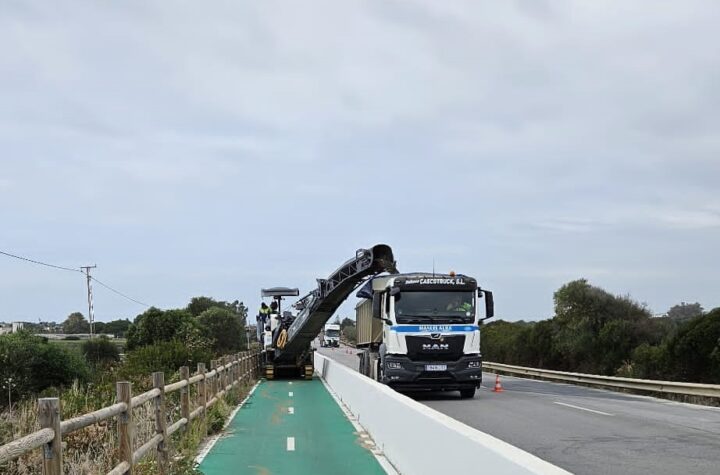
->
[0,322,26,335]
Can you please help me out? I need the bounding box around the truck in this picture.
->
[355,273,494,398]
[321,323,341,347]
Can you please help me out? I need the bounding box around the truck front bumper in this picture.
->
[381,354,483,391]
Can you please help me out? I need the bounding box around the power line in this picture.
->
[90,276,151,308]
[1,248,151,309]
[0,249,82,273]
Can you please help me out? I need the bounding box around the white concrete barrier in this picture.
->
[315,353,571,475]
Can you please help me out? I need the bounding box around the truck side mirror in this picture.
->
[483,291,494,320]
[389,287,401,300]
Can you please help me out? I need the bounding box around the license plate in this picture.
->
[425,364,447,371]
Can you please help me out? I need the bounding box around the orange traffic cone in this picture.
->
[492,374,504,393]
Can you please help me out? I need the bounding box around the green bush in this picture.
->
[0,332,89,406]
[81,336,121,366]
[126,308,208,350]
[665,308,720,383]
[64,335,80,341]
[342,325,357,343]
[122,340,212,378]
[198,307,246,354]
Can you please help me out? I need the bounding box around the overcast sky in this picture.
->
[1,0,719,324]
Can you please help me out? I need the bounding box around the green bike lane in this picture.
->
[197,379,388,475]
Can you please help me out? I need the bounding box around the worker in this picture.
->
[270,300,278,313]
[447,296,473,313]
[258,303,270,341]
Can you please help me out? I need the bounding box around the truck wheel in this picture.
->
[460,387,476,399]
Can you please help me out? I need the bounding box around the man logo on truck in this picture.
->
[422,343,450,351]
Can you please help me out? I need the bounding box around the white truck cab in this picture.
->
[321,323,341,347]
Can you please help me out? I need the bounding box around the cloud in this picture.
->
[0,0,719,321]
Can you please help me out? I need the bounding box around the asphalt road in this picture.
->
[316,343,720,475]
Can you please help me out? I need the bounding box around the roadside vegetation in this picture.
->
[0,296,250,475]
[482,279,720,383]
[339,317,357,344]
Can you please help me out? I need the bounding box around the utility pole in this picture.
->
[81,265,97,338]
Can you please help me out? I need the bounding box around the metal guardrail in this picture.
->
[483,362,720,398]
[0,350,262,475]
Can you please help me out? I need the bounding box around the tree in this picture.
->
[340,317,355,329]
[666,302,704,322]
[104,319,132,338]
[553,279,652,374]
[665,307,720,383]
[198,307,246,353]
[63,312,90,334]
[188,297,221,317]
[126,307,207,350]
[187,296,247,320]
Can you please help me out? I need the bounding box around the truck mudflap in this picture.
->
[381,354,483,391]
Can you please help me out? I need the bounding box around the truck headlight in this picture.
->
[386,362,402,370]
[468,361,481,368]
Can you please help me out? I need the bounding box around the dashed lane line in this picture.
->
[553,401,614,416]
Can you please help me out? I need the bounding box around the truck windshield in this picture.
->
[325,329,340,337]
[394,291,474,323]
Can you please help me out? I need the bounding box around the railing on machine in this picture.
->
[274,244,397,362]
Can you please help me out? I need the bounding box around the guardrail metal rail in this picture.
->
[484,362,720,399]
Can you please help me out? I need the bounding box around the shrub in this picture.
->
[81,336,120,366]
[342,325,357,343]
[122,340,213,379]
[0,332,89,406]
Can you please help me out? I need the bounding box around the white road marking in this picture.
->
[289,391,293,397]
[287,437,295,451]
[554,401,614,416]
[289,407,294,414]
[288,381,293,385]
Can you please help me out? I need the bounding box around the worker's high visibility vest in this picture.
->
[259,307,270,316]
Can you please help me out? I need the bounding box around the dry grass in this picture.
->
[0,373,257,475]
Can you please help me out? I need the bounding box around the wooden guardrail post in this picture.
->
[242,352,248,381]
[180,366,190,433]
[222,357,229,391]
[38,398,62,475]
[152,372,168,474]
[236,352,245,383]
[197,363,207,424]
[209,360,217,399]
[116,382,134,475]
